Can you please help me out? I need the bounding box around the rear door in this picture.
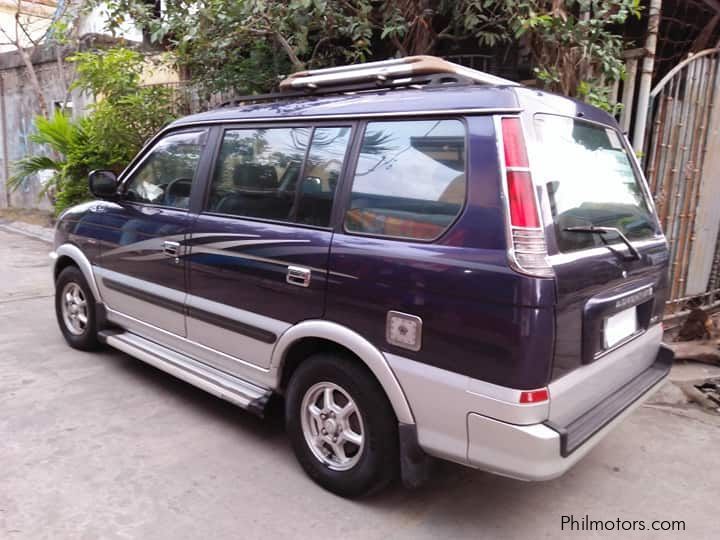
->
[95,129,209,337]
[186,123,354,373]
[530,114,669,380]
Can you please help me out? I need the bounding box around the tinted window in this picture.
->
[124,130,207,209]
[534,115,659,253]
[345,119,466,240]
[296,127,351,226]
[207,126,350,226]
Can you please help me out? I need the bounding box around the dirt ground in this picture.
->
[0,207,54,227]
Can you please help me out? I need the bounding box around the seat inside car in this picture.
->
[215,164,286,218]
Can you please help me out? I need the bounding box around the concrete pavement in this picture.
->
[0,228,718,539]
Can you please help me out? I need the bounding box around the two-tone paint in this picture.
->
[52,82,672,482]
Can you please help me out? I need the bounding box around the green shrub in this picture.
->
[10,47,177,215]
[9,112,91,210]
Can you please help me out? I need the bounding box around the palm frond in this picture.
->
[36,172,64,199]
[28,111,75,156]
[7,155,62,191]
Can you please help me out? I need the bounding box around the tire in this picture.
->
[286,353,399,497]
[55,265,100,351]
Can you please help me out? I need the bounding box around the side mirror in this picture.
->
[88,170,118,199]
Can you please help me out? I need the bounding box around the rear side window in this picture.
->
[534,115,658,253]
[344,119,466,240]
[207,126,351,227]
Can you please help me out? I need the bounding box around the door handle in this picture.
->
[163,241,181,259]
[286,266,311,287]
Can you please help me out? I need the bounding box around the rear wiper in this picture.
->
[563,226,641,260]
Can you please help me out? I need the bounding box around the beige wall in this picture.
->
[140,54,180,85]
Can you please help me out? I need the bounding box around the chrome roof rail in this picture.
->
[279,55,519,92]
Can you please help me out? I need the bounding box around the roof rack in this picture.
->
[218,56,517,109]
[279,55,518,92]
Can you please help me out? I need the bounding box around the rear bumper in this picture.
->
[466,345,672,480]
[547,345,673,457]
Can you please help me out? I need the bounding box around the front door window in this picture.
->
[124,130,208,209]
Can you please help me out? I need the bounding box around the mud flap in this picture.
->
[399,423,433,488]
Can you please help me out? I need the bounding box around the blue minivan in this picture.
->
[50,56,673,497]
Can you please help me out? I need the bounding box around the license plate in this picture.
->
[604,306,638,348]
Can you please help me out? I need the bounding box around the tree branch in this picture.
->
[309,36,330,66]
[436,28,463,42]
[339,0,362,16]
[19,47,49,117]
[390,35,408,57]
[273,30,304,71]
[16,13,41,47]
[2,2,49,117]
[244,16,304,71]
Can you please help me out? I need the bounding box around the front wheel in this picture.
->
[55,266,100,351]
[286,353,398,497]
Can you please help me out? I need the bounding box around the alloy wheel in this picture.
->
[300,381,365,471]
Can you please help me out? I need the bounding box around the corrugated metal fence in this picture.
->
[641,48,720,315]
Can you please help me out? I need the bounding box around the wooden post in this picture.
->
[633,0,662,154]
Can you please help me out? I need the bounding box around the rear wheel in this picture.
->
[286,353,399,497]
[55,266,100,351]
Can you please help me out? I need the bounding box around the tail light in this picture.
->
[519,388,549,404]
[507,172,540,228]
[499,117,553,277]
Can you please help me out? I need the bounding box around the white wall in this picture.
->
[77,3,143,43]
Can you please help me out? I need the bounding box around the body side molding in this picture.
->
[53,244,103,303]
[271,320,415,425]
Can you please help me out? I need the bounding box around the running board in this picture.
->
[101,330,272,416]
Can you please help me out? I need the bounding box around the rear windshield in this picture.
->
[534,114,658,253]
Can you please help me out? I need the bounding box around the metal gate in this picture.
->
[643,48,720,314]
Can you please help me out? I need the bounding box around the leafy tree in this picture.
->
[69,47,177,154]
[94,0,377,95]
[95,0,637,112]
[93,0,514,95]
[459,0,642,112]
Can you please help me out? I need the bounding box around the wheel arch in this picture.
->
[53,244,103,303]
[272,320,415,425]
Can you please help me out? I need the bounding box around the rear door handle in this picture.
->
[163,241,181,258]
[286,266,311,287]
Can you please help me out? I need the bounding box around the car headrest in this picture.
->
[233,164,278,190]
